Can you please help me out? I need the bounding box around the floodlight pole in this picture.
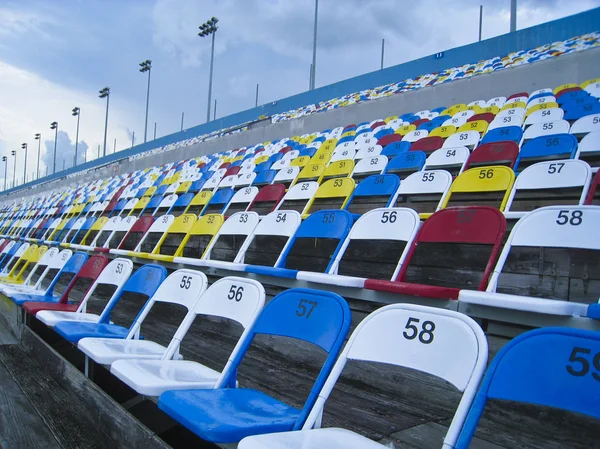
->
[510,0,517,32]
[3,158,7,191]
[479,5,483,41]
[72,107,81,167]
[12,151,16,187]
[207,30,216,122]
[381,38,385,70]
[34,134,41,179]
[255,83,259,107]
[310,0,318,90]
[21,143,27,184]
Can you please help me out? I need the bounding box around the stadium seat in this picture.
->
[441,166,515,211]
[350,155,388,183]
[53,264,168,343]
[103,276,265,396]
[302,178,355,218]
[185,190,212,216]
[201,188,235,215]
[157,288,351,444]
[240,303,488,449]
[134,214,197,262]
[585,170,600,205]
[35,258,133,326]
[514,134,579,172]
[523,108,564,127]
[96,215,137,253]
[575,130,600,169]
[481,126,523,144]
[175,212,259,271]
[110,216,154,255]
[245,210,353,279]
[177,214,224,260]
[223,186,259,216]
[274,181,319,214]
[381,141,410,158]
[0,244,39,284]
[0,245,48,287]
[365,207,506,299]
[298,208,420,287]
[443,130,480,150]
[464,141,519,170]
[125,215,174,256]
[168,192,194,217]
[455,327,600,448]
[459,206,600,317]
[246,184,286,216]
[503,160,592,222]
[410,136,444,155]
[344,174,400,217]
[383,152,426,179]
[423,147,469,176]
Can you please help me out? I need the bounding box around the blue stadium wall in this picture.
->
[11,6,600,191]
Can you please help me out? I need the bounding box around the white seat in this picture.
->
[575,130,600,170]
[297,208,420,287]
[112,214,174,255]
[273,166,300,187]
[154,194,178,217]
[350,155,388,181]
[354,142,382,160]
[109,276,265,396]
[36,258,133,327]
[329,147,356,164]
[523,108,564,127]
[424,147,469,176]
[395,170,452,217]
[401,129,428,143]
[274,181,319,215]
[459,205,600,317]
[443,116,467,127]
[526,95,556,109]
[442,131,480,150]
[487,114,523,130]
[78,269,209,365]
[520,120,570,145]
[570,113,600,137]
[239,303,488,449]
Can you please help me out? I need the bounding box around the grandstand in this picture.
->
[0,6,598,449]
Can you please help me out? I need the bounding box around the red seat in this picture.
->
[364,207,506,299]
[464,141,519,170]
[22,254,110,316]
[410,136,444,155]
[377,133,403,147]
[468,113,495,124]
[224,166,241,177]
[219,162,232,170]
[585,170,600,205]
[411,118,429,128]
[555,86,582,98]
[247,184,287,216]
[117,216,155,251]
[370,121,386,130]
[279,146,293,155]
[343,124,357,132]
[507,92,529,101]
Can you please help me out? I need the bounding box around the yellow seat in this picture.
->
[176,181,192,194]
[185,190,213,216]
[319,139,339,153]
[178,214,225,260]
[441,104,467,116]
[457,120,489,136]
[429,125,456,139]
[46,219,69,242]
[581,78,600,89]
[293,163,326,186]
[78,217,109,247]
[0,244,41,284]
[310,152,332,165]
[143,186,157,197]
[340,131,355,139]
[130,196,150,216]
[290,155,311,168]
[253,155,269,165]
[441,166,515,212]
[385,115,399,123]
[501,101,527,111]
[525,102,559,117]
[134,214,197,262]
[301,178,356,219]
[322,159,354,182]
[395,124,416,136]
[480,106,500,115]
[553,83,578,94]
[467,105,483,114]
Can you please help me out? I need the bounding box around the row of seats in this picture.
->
[0,249,597,446]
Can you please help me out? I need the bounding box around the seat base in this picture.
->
[22,302,77,316]
[11,293,61,306]
[239,428,386,449]
[36,310,101,327]
[364,279,460,300]
[158,388,300,444]
[78,338,169,365]
[53,322,130,343]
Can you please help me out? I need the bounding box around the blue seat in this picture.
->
[417,121,436,132]
[529,92,554,102]
[168,193,194,216]
[109,199,128,218]
[400,113,418,122]
[52,264,167,343]
[383,151,427,179]
[245,210,353,279]
[556,89,590,104]
[514,133,578,172]
[298,148,316,158]
[337,135,355,145]
[344,174,400,219]
[381,141,410,158]
[456,327,600,448]
[431,106,448,114]
[200,188,235,216]
[254,161,272,173]
[69,217,97,245]
[480,126,523,144]
[230,160,242,168]
[0,241,23,271]
[52,218,77,243]
[187,178,206,194]
[374,128,394,140]
[10,252,88,305]
[140,195,163,216]
[155,184,169,196]
[252,170,276,187]
[267,153,284,166]
[563,102,600,121]
[158,287,352,444]
[311,136,326,144]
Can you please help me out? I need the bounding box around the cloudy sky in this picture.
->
[0,0,598,185]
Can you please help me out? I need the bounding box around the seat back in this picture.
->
[504,160,591,215]
[61,217,86,244]
[272,166,300,189]
[5,244,37,280]
[19,245,50,286]
[278,210,353,272]
[397,207,506,291]
[219,288,352,430]
[344,174,400,216]
[117,216,154,251]
[246,185,286,217]
[201,212,260,263]
[442,166,515,211]
[55,254,109,304]
[276,181,319,215]
[303,178,355,217]
[384,152,427,179]
[152,214,197,256]
[515,134,578,172]
[201,188,234,216]
[2,242,30,275]
[465,141,519,170]
[135,215,175,253]
[585,170,600,205]
[456,328,600,448]
[332,208,420,280]
[424,147,469,176]
[487,206,600,303]
[180,214,224,259]
[164,277,265,364]
[304,303,487,447]
[185,190,212,216]
[443,130,480,150]
[80,217,109,246]
[350,155,388,184]
[223,186,259,216]
[154,194,178,217]
[126,269,208,338]
[394,170,452,216]
[42,252,87,297]
[103,215,137,250]
[576,130,600,168]
[168,192,194,217]
[91,216,121,248]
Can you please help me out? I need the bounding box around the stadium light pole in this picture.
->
[50,121,58,174]
[99,87,110,157]
[380,38,385,70]
[34,133,41,179]
[198,17,219,123]
[11,150,16,187]
[2,156,6,191]
[139,59,152,143]
[72,107,80,167]
[479,5,483,41]
[21,143,27,184]
[310,0,318,90]
[510,0,517,32]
